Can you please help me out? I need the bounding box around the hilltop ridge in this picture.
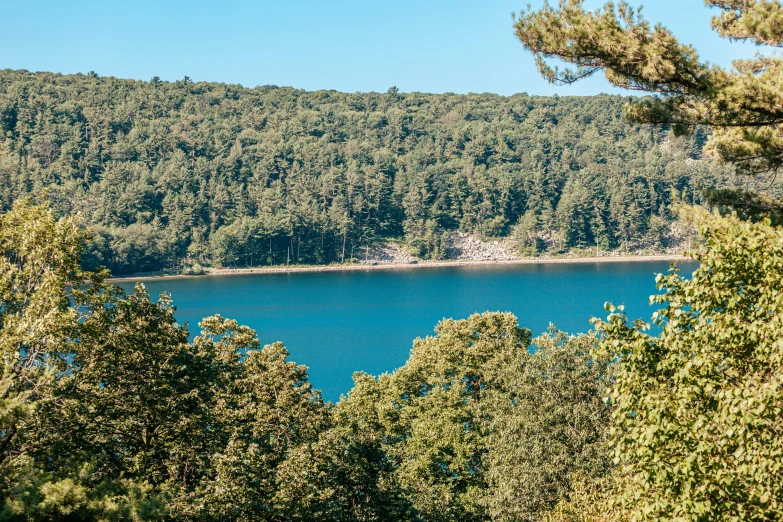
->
[0,69,745,275]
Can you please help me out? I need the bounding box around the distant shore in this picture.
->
[109,254,693,282]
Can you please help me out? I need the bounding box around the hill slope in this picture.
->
[0,70,735,274]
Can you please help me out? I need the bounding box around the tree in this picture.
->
[514,0,783,177]
[274,372,412,522]
[594,211,783,520]
[0,200,89,468]
[307,314,614,522]
[0,201,167,520]
[555,179,592,248]
[540,474,629,522]
[515,3,783,519]
[194,317,331,522]
[355,312,533,522]
[0,69,751,273]
[512,209,544,254]
[36,283,208,490]
[483,328,613,522]
[0,201,339,521]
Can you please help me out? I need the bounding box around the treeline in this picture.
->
[0,69,738,274]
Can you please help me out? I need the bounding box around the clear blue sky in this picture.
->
[1,0,756,95]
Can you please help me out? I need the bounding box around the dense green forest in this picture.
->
[0,69,742,274]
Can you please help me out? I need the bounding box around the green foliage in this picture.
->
[0,202,694,521]
[195,319,330,521]
[595,211,783,520]
[512,210,546,254]
[515,4,783,518]
[541,474,629,522]
[1,201,613,520]
[703,187,783,226]
[0,199,89,473]
[312,315,614,522]
[274,372,412,522]
[1,462,164,522]
[514,0,783,176]
[0,201,169,521]
[484,328,613,522]
[0,199,89,369]
[380,313,530,520]
[0,70,748,273]
[0,201,331,520]
[349,312,533,522]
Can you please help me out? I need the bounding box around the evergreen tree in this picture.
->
[514,0,783,208]
[0,69,760,273]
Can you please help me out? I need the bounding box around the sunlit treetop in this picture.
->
[514,0,783,176]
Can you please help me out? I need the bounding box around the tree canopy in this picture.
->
[514,1,783,518]
[4,2,783,518]
[0,69,757,274]
[595,211,783,520]
[0,200,613,521]
[514,0,783,177]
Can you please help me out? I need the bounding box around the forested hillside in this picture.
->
[0,69,736,274]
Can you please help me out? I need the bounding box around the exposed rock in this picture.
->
[359,227,690,266]
[445,232,518,261]
[358,242,421,264]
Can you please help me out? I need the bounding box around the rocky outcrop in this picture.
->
[360,233,520,264]
[445,232,518,261]
[358,242,421,264]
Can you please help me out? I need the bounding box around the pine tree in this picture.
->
[514,0,783,218]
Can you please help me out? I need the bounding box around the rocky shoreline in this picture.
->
[356,232,519,265]
[110,232,694,282]
[355,232,688,265]
[110,253,692,282]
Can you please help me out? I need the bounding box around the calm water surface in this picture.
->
[117,261,696,400]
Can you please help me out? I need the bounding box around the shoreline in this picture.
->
[109,254,693,282]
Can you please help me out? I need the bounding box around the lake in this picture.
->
[116,260,697,400]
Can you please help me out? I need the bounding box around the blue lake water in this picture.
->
[116,260,697,400]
